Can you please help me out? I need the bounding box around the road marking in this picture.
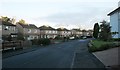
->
[71,51,76,68]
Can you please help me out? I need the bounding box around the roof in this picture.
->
[57,28,69,31]
[82,30,87,32]
[72,29,81,31]
[108,7,120,16]
[39,25,55,30]
[18,23,38,29]
[0,20,16,26]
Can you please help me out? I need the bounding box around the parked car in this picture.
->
[69,37,75,40]
[83,36,87,39]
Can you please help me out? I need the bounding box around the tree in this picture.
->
[93,23,99,38]
[0,16,16,24]
[18,19,26,24]
[1,16,11,22]
[17,33,25,41]
[10,18,16,24]
[99,20,111,41]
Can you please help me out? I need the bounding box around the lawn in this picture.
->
[91,40,113,48]
[89,39,120,52]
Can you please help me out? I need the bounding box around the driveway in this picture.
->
[2,39,105,68]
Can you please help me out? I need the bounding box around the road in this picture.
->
[2,39,105,68]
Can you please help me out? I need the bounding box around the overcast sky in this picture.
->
[0,0,119,30]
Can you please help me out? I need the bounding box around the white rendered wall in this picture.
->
[110,12,119,38]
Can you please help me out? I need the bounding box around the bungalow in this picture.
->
[16,23,40,40]
[39,25,57,39]
[57,28,71,37]
[108,5,120,38]
[1,20,18,41]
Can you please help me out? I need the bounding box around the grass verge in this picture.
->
[88,40,120,52]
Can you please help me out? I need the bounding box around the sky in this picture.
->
[0,0,120,30]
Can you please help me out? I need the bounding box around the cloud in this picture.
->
[35,6,112,29]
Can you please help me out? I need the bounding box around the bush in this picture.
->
[31,38,51,46]
[89,43,119,52]
[31,39,39,45]
[41,38,51,45]
[55,35,63,40]
[111,38,120,41]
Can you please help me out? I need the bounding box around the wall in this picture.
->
[118,11,120,38]
[110,12,119,38]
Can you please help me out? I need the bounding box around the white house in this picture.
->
[108,3,120,38]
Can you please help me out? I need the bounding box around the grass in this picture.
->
[91,40,113,48]
[89,39,120,52]
[51,39,63,44]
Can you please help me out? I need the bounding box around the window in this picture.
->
[13,27,16,31]
[46,31,48,33]
[28,29,31,33]
[34,29,37,33]
[5,26,9,30]
[49,31,51,33]
[119,12,120,19]
[0,25,2,30]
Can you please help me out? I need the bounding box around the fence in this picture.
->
[2,40,32,51]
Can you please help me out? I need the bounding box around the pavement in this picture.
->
[93,47,120,69]
[2,39,105,69]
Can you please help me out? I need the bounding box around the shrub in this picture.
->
[55,35,63,40]
[31,39,39,45]
[31,38,51,46]
[41,38,51,45]
[89,43,119,52]
[111,38,120,41]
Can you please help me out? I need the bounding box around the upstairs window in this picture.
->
[28,29,31,33]
[5,26,9,30]
[0,25,2,30]
[34,29,37,33]
[119,12,120,19]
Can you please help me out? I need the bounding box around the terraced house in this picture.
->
[1,20,18,41]
[57,28,71,37]
[39,25,58,39]
[16,23,40,40]
[71,29,82,37]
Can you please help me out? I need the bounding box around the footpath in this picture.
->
[93,47,120,69]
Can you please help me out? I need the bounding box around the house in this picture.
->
[87,30,93,36]
[1,20,18,41]
[108,4,120,38]
[71,29,82,37]
[39,25,57,39]
[57,28,71,37]
[16,23,40,40]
